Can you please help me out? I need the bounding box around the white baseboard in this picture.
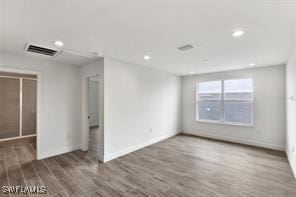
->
[286,148,296,179]
[183,130,285,151]
[103,131,180,162]
[38,145,81,160]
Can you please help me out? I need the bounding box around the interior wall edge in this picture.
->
[286,147,296,178]
[286,46,296,179]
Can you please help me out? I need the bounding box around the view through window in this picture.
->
[197,78,253,125]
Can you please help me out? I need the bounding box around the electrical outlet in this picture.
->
[67,132,71,139]
[150,128,153,133]
[292,146,294,153]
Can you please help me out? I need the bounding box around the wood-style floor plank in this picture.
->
[4,146,28,197]
[57,177,86,197]
[0,160,9,197]
[0,134,296,197]
[31,160,64,195]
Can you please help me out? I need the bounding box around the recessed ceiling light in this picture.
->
[189,71,195,74]
[202,59,209,63]
[232,30,245,38]
[144,55,150,60]
[249,63,255,67]
[54,40,64,47]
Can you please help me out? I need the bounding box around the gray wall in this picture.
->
[182,65,286,150]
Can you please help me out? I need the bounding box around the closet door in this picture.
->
[22,79,37,136]
[0,78,20,139]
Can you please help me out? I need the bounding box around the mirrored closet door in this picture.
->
[0,72,37,140]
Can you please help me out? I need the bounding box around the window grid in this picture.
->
[221,80,225,122]
[197,79,253,126]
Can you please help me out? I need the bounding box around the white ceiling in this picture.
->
[0,0,295,75]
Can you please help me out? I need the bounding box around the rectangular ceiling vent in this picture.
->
[26,44,59,56]
[177,44,194,51]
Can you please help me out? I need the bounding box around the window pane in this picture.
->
[224,101,252,124]
[198,101,221,121]
[22,79,37,136]
[224,79,253,100]
[198,81,221,100]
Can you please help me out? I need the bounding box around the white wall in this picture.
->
[103,58,182,161]
[286,49,296,177]
[0,53,82,159]
[286,6,296,178]
[182,65,286,150]
[81,59,104,160]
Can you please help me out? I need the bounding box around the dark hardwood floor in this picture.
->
[1,134,296,196]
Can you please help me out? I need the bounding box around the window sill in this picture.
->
[196,119,254,127]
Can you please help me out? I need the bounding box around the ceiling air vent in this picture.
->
[26,44,59,56]
[177,44,194,51]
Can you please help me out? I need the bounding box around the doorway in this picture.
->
[82,73,103,161]
[0,71,38,157]
[88,75,99,154]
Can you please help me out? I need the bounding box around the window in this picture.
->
[197,78,253,125]
[197,81,222,121]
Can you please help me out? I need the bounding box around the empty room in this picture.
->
[0,0,296,196]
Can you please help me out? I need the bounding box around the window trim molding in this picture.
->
[196,78,254,127]
[196,119,254,127]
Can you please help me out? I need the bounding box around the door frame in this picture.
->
[0,66,42,160]
[81,73,101,152]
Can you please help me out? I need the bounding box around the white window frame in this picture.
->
[196,78,254,127]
